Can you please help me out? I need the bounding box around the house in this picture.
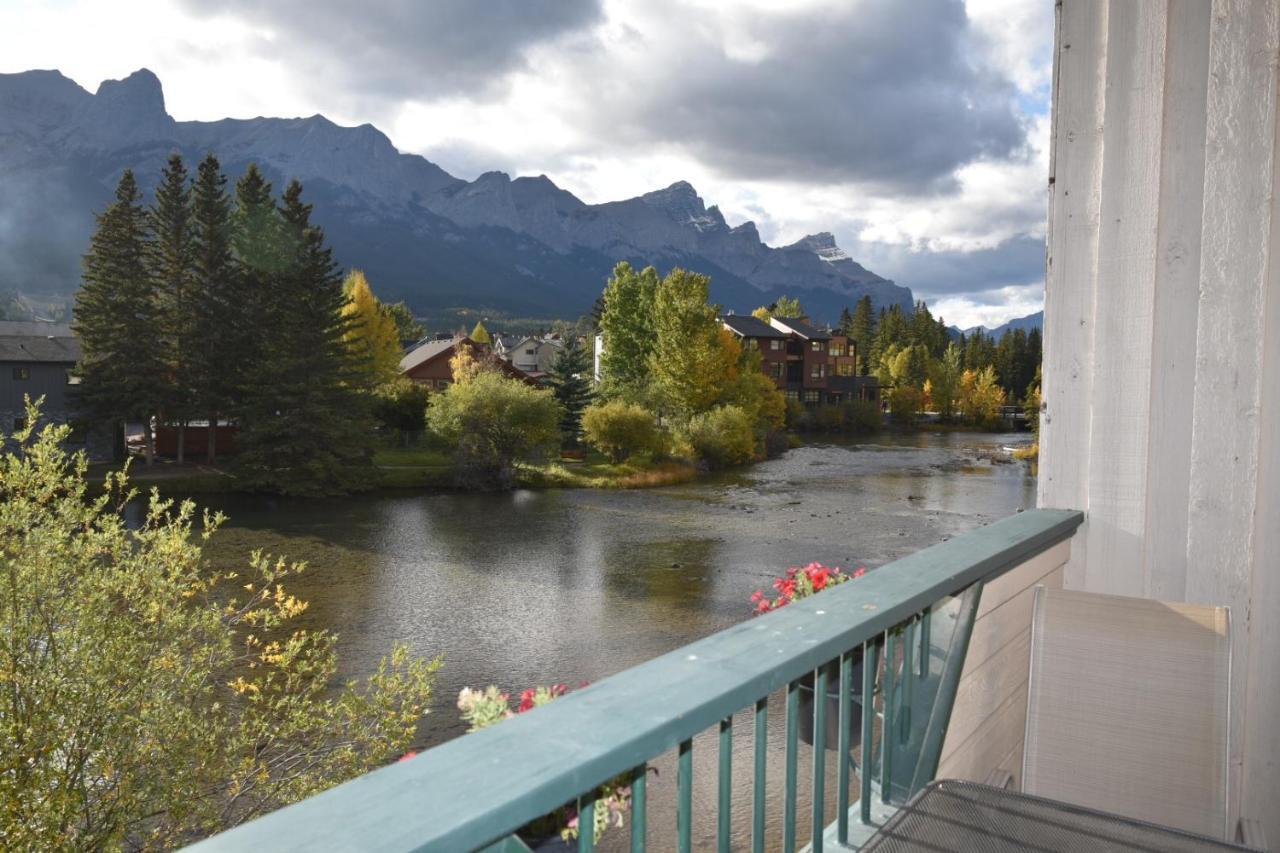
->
[0,321,110,458]
[498,336,562,376]
[769,316,831,404]
[399,335,536,390]
[720,313,788,388]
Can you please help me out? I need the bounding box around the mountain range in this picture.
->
[0,67,922,325]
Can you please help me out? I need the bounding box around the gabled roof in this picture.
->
[0,322,80,363]
[400,336,466,374]
[721,314,785,338]
[770,316,829,340]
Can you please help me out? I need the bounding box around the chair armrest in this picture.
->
[1235,817,1265,849]
[983,769,1015,790]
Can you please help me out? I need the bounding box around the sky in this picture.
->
[0,0,1054,329]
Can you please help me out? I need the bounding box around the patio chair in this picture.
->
[993,586,1264,847]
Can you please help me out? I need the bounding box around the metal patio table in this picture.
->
[858,780,1266,852]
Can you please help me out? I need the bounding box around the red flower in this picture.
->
[517,688,537,713]
[853,567,867,578]
[397,750,418,762]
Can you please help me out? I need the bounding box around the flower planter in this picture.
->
[797,652,865,750]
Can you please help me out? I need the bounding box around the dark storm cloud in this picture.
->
[176,0,602,101]
[850,234,1046,304]
[587,0,1024,192]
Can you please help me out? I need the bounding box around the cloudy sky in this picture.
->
[1,0,1053,328]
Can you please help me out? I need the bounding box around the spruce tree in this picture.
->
[838,306,854,336]
[151,153,196,462]
[73,170,166,463]
[850,296,876,375]
[234,179,372,495]
[189,153,236,463]
[548,336,594,445]
[226,163,281,421]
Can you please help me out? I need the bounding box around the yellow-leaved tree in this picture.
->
[342,270,402,384]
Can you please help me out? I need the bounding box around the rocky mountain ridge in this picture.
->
[0,67,915,322]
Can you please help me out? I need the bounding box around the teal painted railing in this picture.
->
[188,508,1083,853]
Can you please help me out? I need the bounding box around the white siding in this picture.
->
[1042,0,1280,837]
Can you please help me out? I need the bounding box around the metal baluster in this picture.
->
[860,639,880,825]
[812,665,827,853]
[919,609,932,679]
[901,617,916,744]
[631,764,647,853]
[678,739,693,853]
[753,697,768,853]
[880,629,896,804]
[718,717,732,853]
[785,679,800,853]
[837,652,852,844]
[578,792,596,853]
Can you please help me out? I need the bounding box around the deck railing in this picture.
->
[188,508,1083,853]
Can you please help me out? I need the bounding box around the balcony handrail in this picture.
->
[187,508,1083,853]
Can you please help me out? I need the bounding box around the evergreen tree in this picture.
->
[225,164,281,422]
[73,170,166,463]
[598,262,659,400]
[850,296,876,375]
[151,153,196,463]
[234,179,372,495]
[386,302,425,344]
[838,306,854,336]
[188,153,236,463]
[548,336,594,444]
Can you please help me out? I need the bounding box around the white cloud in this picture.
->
[0,0,1054,328]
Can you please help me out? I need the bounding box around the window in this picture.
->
[435,379,450,390]
[12,367,30,380]
[810,341,823,352]
[804,390,819,403]
[837,362,854,377]
[769,339,783,350]
[810,364,826,379]
[773,363,785,378]
[785,390,800,401]
[744,338,758,349]
[525,348,536,355]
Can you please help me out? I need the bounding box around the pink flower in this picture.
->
[397,750,418,762]
[517,688,537,713]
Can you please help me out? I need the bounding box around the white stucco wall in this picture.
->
[1040,0,1280,837]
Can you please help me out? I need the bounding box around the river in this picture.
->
[198,430,1035,849]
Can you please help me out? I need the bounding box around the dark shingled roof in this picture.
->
[771,316,829,340]
[721,314,785,338]
[0,322,80,363]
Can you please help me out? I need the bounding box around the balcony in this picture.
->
[188,509,1084,852]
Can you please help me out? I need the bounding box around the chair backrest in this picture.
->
[1023,586,1230,839]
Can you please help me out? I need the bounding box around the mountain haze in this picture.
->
[0,68,915,322]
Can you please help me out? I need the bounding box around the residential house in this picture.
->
[498,336,563,378]
[0,321,110,458]
[826,333,878,404]
[720,314,787,388]
[399,335,536,390]
[769,316,830,404]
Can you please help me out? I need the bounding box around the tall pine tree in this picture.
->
[548,336,594,445]
[234,179,372,495]
[189,153,236,463]
[151,153,196,462]
[850,295,876,375]
[74,170,166,464]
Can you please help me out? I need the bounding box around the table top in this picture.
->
[859,780,1263,852]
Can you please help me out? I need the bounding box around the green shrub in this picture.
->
[371,378,430,444]
[814,405,844,432]
[581,401,662,463]
[888,386,923,426]
[680,405,756,468]
[845,400,883,433]
[428,372,562,489]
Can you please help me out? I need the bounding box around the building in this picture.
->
[399,335,536,390]
[497,336,563,377]
[720,314,787,388]
[0,321,109,458]
[720,313,878,405]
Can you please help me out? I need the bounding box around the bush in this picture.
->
[0,406,439,850]
[428,372,563,489]
[845,400,883,433]
[581,401,662,463]
[680,405,756,469]
[371,378,430,444]
[814,404,844,432]
[888,386,923,426]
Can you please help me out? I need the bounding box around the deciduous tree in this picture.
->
[598,262,658,400]
[341,270,402,384]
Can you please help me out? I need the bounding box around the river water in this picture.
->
[199,430,1035,849]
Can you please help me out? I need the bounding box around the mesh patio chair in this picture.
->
[997,586,1264,847]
